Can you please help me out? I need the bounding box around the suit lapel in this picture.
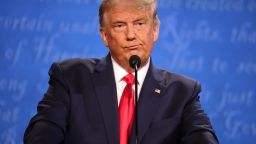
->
[92,55,119,144]
[136,62,166,142]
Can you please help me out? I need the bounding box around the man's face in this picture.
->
[100,1,159,72]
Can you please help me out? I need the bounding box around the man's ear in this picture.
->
[100,27,109,47]
[153,19,160,42]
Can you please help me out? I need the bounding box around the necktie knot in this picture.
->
[122,73,135,85]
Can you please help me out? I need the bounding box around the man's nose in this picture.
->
[126,24,136,41]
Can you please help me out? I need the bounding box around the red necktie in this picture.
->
[119,73,135,144]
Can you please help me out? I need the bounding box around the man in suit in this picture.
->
[24,0,218,143]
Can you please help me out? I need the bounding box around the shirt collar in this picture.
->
[111,56,150,85]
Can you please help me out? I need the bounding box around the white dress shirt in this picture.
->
[111,57,150,106]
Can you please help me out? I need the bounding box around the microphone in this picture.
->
[129,55,141,69]
[129,55,141,144]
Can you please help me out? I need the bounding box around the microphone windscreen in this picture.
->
[129,55,141,69]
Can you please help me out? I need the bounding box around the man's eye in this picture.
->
[113,23,126,31]
[114,24,124,28]
[135,22,145,27]
[138,22,144,25]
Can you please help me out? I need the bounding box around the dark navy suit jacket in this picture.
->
[24,54,218,144]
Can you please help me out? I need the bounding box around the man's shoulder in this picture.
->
[52,57,103,74]
[153,67,200,90]
[58,57,101,67]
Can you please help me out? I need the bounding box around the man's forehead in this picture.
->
[106,5,150,23]
[109,4,147,14]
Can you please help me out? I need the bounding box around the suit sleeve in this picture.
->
[24,63,70,144]
[181,81,219,144]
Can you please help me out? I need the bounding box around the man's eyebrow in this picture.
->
[135,15,148,20]
[134,17,147,22]
[111,16,148,24]
[112,20,125,24]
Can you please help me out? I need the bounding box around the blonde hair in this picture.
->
[99,0,159,27]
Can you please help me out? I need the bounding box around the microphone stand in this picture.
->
[129,55,141,144]
[134,65,139,144]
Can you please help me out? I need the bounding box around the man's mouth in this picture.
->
[125,45,141,50]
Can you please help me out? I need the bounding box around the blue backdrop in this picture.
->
[1,0,256,143]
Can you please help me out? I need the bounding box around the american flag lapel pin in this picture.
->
[154,88,161,95]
